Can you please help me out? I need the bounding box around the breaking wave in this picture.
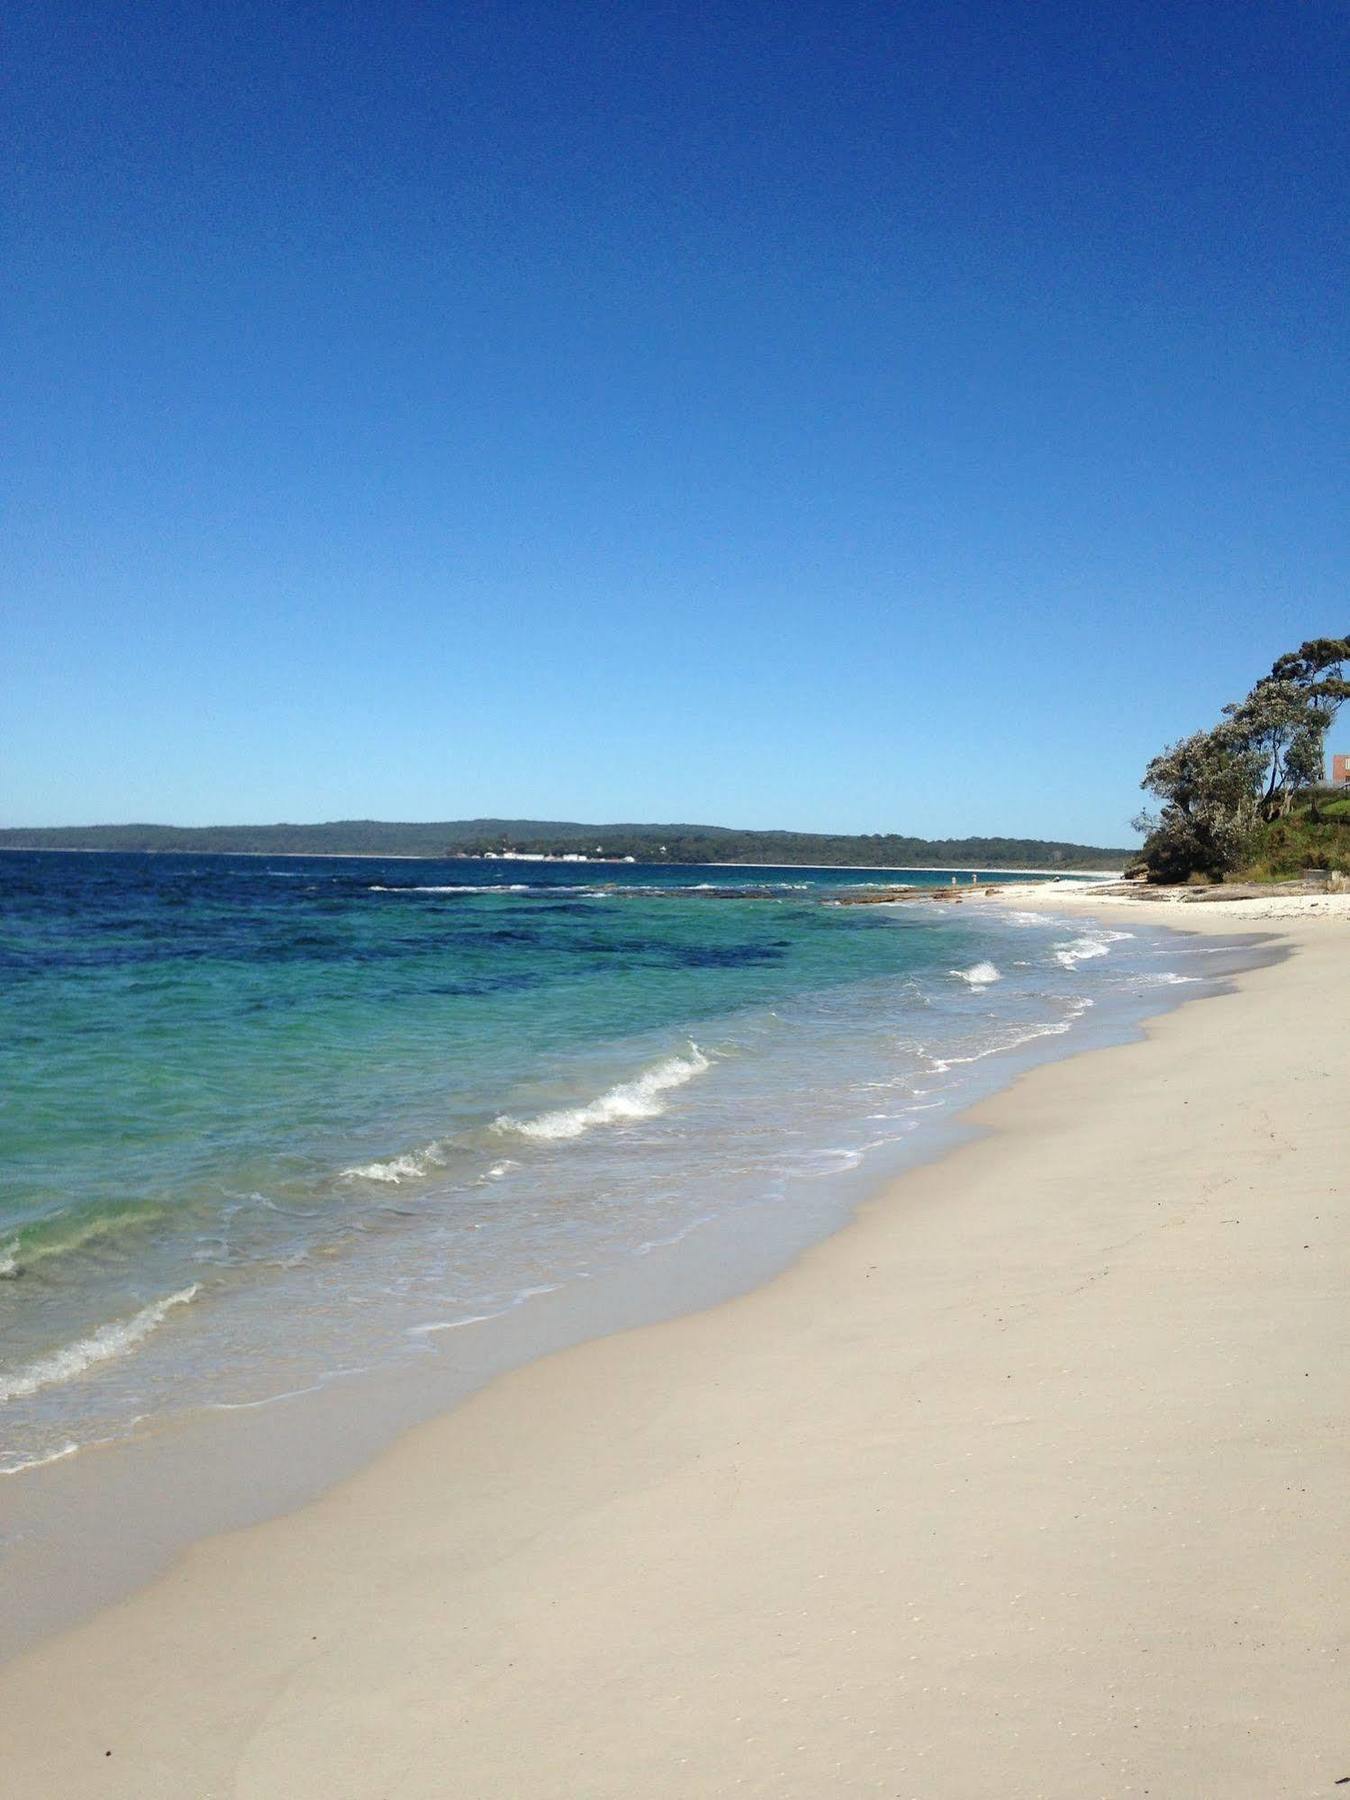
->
[493,1045,712,1141]
[0,1205,166,1279]
[340,1146,449,1184]
[950,961,1002,987]
[1052,929,1133,969]
[342,1047,714,1177]
[0,1285,200,1405]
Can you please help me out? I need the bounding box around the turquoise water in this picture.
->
[0,852,1201,1477]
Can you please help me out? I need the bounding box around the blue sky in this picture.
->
[4,1,1346,843]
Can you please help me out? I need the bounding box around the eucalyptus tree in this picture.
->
[1135,633,1348,880]
[1134,723,1264,880]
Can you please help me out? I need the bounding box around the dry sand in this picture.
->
[989,878,1350,925]
[2,904,1345,1799]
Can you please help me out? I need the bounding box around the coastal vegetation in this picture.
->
[1133,636,1349,883]
[0,820,1130,870]
[1234,787,1350,883]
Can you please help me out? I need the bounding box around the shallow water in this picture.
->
[1,852,1203,1480]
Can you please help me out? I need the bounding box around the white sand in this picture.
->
[2,910,1345,1799]
[991,878,1350,924]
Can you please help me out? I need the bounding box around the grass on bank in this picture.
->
[1233,788,1350,882]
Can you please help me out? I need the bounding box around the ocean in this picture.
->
[1,852,1213,1483]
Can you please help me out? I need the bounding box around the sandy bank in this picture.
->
[2,917,1345,1799]
[987,878,1350,925]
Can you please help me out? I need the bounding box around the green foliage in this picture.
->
[1232,788,1350,881]
[1268,637,1350,708]
[1223,680,1332,818]
[0,818,1133,870]
[1134,723,1264,880]
[1137,634,1349,883]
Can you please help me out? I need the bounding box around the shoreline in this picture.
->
[1,905,1344,1794]
[0,902,1229,1662]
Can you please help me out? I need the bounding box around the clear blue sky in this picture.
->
[4,0,1346,843]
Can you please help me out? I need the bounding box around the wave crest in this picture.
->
[950,961,1002,987]
[0,1285,200,1406]
[1052,929,1133,969]
[493,1045,711,1142]
[0,1205,165,1279]
[340,1146,448,1184]
[369,883,531,894]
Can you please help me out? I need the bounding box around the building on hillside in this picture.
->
[1333,753,1350,786]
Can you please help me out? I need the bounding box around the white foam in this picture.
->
[0,1440,82,1477]
[1052,928,1134,969]
[920,1007,1095,1075]
[407,1311,507,1336]
[0,1240,18,1279]
[493,1045,711,1142]
[0,1285,200,1406]
[950,961,1002,987]
[367,884,530,894]
[340,1139,455,1184]
[342,1151,432,1184]
[409,1282,560,1335]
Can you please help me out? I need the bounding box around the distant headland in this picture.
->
[0,818,1132,871]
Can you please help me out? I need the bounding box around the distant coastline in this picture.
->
[0,844,1114,878]
[0,817,1133,872]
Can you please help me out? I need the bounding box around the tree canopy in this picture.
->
[1135,635,1349,882]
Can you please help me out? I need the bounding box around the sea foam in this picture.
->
[0,1440,83,1478]
[0,1285,200,1405]
[493,1045,711,1142]
[1052,929,1133,969]
[368,883,530,895]
[342,1047,714,1178]
[951,961,1002,987]
[340,1147,447,1184]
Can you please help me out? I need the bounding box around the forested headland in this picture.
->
[0,819,1131,870]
